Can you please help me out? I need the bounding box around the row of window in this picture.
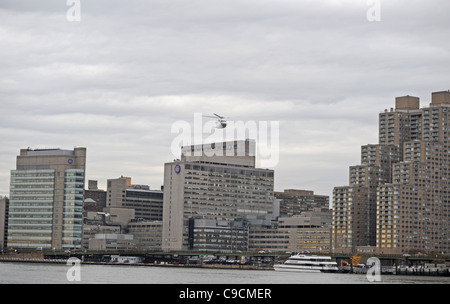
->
[185,164,274,178]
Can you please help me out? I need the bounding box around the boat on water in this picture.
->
[274,254,339,273]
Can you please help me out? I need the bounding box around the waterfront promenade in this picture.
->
[1,251,449,277]
[0,252,274,271]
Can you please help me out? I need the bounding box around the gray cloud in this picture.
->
[1,0,450,199]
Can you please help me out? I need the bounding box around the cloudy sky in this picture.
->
[1,0,449,202]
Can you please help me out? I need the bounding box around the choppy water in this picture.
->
[0,262,449,284]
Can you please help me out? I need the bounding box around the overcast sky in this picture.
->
[1,0,450,202]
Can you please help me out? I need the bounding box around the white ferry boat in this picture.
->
[274,254,339,273]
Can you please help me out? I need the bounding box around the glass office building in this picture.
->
[7,148,86,250]
[8,170,55,249]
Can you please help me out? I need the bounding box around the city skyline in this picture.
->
[1,0,450,199]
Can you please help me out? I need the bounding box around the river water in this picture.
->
[0,262,449,284]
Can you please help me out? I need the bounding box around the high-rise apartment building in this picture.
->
[7,148,86,250]
[333,91,450,255]
[162,139,274,251]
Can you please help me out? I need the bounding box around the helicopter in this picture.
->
[203,113,227,129]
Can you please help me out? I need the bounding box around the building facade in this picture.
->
[127,219,163,251]
[248,225,290,252]
[7,148,86,250]
[278,209,332,253]
[274,189,329,218]
[189,219,249,252]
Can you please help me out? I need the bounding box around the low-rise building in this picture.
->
[278,209,332,253]
[89,233,136,251]
[127,219,163,251]
[189,219,248,252]
[248,225,289,252]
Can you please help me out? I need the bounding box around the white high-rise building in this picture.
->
[162,140,274,251]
